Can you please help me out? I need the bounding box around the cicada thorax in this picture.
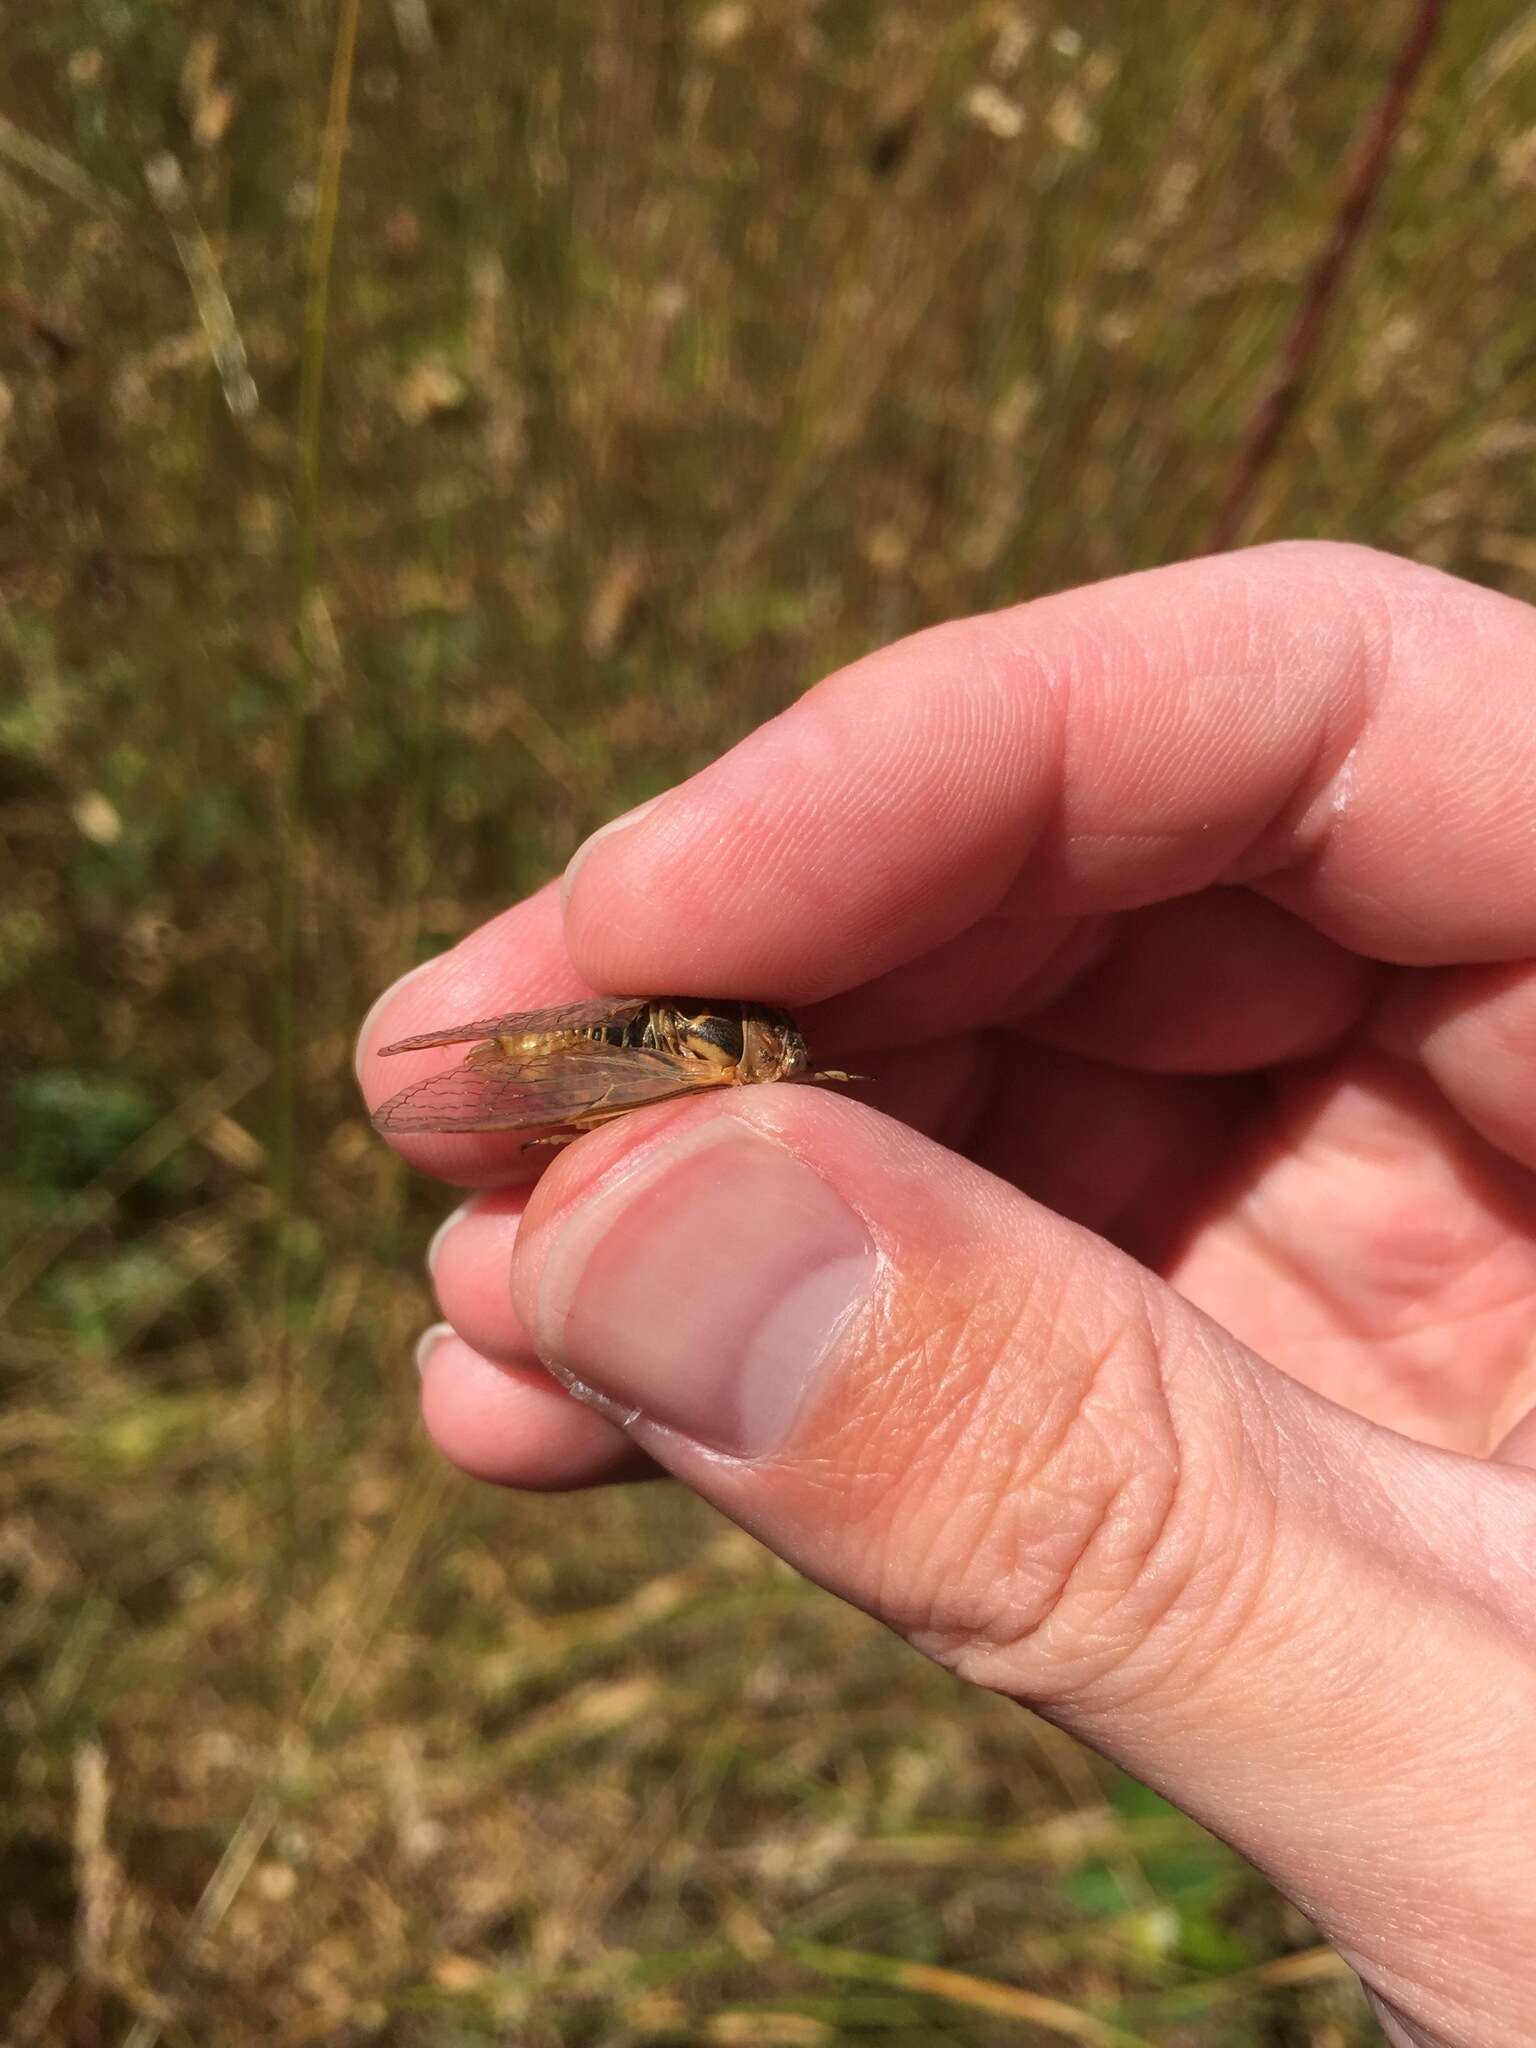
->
[639,1000,749,1073]
[645,1000,812,1084]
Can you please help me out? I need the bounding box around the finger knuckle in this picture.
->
[882,1259,1274,1710]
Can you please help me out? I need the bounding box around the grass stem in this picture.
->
[1207,0,1449,552]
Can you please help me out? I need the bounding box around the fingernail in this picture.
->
[427,1197,478,1278]
[355,956,443,1080]
[560,795,663,909]
[533,1117,875,1457]
[415,1321,454,1377]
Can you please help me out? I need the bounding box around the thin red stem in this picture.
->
[1207,0,1449,554]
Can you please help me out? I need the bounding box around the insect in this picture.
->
[370,996,860,1146]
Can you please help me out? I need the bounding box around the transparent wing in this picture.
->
[370,1042,718,1135]
[376,996,649,1057]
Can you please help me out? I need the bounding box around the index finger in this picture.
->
[562,542,1536,1003]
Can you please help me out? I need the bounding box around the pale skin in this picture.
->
[358,543,1536,2047]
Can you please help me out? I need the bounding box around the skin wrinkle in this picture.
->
[1287,1398,1536,1647]
[972,1346,1271,1715]
[1274,1053,1492,1174]
[1333,558,1536,962]
[1359,1940,1526,2048]
[1357,1270,1536,1345]
[815,1314,1010,1624]
[1241,543,1391,869]
[828,1266,956,1492]
[1003,1261,1507,1744]
[1085,1416,1281,1719]
[962,1245,1104,1498]
[1065,1285,1233,1672]
[1024,890,1378,1076]
[1237,640,1375,889]
[1368,2003,1451,2048]
[824,620,1052,950]
[1065,556,1406,929]
[928,617,1070,940]
[906,1368,1084,1653]
[1466,1471,1536,1613]
[1208,1227,1536,1463]
[1172,1050,1536,1403]
[1230,635,1381,900]
[1152,1637,1529,2035]
[911,1282,1194,1698]
[851,612,1073,961]
[1382,963,1536,1177]
[1220,1173,1528,1352]
[1086,584,1242,791]
[825,1239,1105,1657]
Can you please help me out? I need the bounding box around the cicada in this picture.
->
[370,996,859,1146]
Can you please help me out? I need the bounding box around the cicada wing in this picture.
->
[370,1042,718,1135]
[376,996,649,1057]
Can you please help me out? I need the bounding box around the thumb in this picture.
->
[512,1089,1536,2045]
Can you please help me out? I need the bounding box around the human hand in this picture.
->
[359,543,1536,2046]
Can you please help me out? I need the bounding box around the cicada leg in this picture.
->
[520,1113,628,1151]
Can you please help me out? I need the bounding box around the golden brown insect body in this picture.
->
[371,996,855,1146]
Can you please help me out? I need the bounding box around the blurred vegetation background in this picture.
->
[3,1,1534,2041]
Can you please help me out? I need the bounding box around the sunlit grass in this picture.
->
[4,1,1534,2039]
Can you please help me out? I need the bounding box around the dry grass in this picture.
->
[4,1,1535,2040]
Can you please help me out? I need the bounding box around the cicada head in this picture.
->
[737,1005,810,1084]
